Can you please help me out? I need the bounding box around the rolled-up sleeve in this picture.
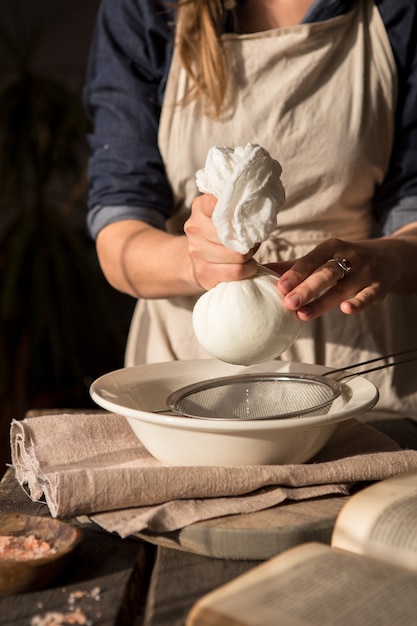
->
[84,0,174,239]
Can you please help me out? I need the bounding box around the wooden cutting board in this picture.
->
[135,494,348,560]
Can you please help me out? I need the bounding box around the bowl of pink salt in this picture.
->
[0,513,81,594]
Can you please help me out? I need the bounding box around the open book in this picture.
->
[186,469,417,626]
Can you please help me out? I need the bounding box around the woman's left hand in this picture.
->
[269,235,415,321]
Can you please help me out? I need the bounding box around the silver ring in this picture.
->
[329,258,352,279]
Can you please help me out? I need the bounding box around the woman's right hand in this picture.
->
[95,193,258,300]
[184,193,259,291]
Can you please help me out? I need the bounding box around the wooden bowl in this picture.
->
[0,513,81,594]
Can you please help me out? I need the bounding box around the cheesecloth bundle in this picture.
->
[192,143,301,366]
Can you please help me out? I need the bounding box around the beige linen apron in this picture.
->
[125,0,417,412]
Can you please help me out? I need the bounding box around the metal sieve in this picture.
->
[163,348,417,421]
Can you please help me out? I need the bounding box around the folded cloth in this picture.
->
[10,412,417,537]
[195,143,285,254]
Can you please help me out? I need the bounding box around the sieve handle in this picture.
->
[324,347,417,381]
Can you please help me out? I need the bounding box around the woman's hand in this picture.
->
[184,193,258,290]
[95,193,259,299]
[271,226,417,320]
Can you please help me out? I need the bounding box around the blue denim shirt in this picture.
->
[84,0,417,238]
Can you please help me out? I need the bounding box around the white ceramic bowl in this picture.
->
[90,359,379,466]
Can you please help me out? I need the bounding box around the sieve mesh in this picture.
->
[166,374,342,420]
[161,348,417,421]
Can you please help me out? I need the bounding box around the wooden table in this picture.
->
[0,468,156,625]
[142,412,417,626]
[1,412,417,626]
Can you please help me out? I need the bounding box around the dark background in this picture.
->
[0,0,136,471]
[0,0,101,84]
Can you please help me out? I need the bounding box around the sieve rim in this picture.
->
[90,359,380,431]
[166,372,344,421]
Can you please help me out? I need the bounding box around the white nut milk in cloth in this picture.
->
[192,143,301,365]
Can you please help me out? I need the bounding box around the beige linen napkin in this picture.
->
[10,412,417,537]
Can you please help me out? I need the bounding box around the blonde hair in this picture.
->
[175,0,229,117]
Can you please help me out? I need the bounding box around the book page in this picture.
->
[186,542,417,626]
[331,469,417,571]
